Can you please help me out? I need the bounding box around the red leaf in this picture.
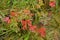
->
[10,11,17,16]
[26,20,32,27]
[29,25,37,32]
[38,27,46,37]
[21,20,27,30]
[3,17,11,24]
[49,1,56,7]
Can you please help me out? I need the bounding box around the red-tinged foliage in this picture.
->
[3,17,11,24]
[10,11,17,16]
[29,25,37,32]
[22,25,27,30]
[7,19,11,24]
[0,0,60,40]
[21,20,27,30]
[38,27,46,38]
[49,1,56,7]
[26,20,32,27]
